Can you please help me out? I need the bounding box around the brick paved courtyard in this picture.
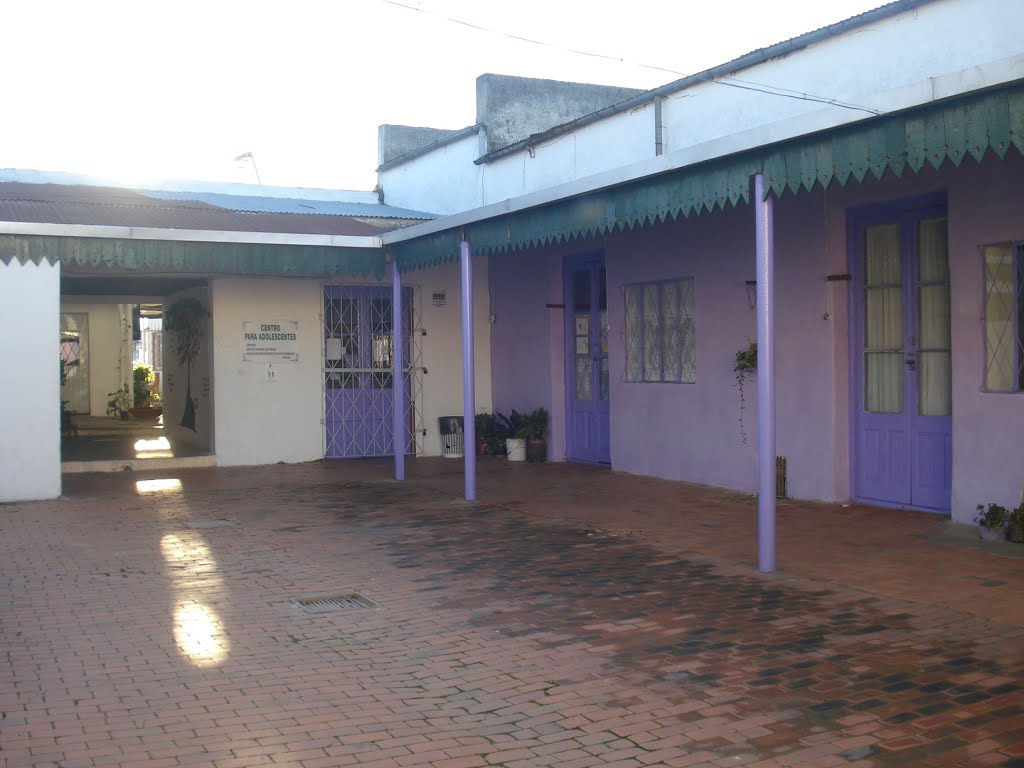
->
[2,460,1023,767]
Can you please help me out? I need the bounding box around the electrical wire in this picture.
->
[375,0,687,77]
[375,0,885,117]
[712,75,883,116]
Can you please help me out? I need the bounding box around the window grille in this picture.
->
[982,244,1024,392]
[624,277,695,383]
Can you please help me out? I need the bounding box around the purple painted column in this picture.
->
[754,173,776,573]
[460,240,477,501]
[392,261,405,481]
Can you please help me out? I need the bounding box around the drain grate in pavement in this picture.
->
[290,592,380,613]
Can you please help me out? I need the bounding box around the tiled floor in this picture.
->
[62,415,212,465]
[1,459,1022,767]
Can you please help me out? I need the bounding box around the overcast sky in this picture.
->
[1,0,885,191]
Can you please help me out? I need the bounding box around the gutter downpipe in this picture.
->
[392,260,406,481]
[460,240,477,501]
[754,173,776,573]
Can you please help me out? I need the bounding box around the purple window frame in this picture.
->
[623,276,696,384]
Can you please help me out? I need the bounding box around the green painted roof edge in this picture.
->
[395,81,1024,272]
[0,235,387,280]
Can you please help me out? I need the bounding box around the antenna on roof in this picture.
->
[233,152,262,185]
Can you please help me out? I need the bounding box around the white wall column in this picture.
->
[0,259,61,501]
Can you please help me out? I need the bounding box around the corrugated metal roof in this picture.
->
[138,189,435,220]
[0,182,428,236]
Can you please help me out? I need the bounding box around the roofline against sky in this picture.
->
[0,221,382,249]
[376,124,484,173]
[474,0,938,164]
[381,63,1022,247]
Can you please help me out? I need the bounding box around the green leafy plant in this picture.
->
[132,362,160,407]
[518,407,549,441]
[476,412,511,455]
[164,297,209,431]
[1007,504,1024,544]
[106,384,131,419]
[975,503,1009,531]
[505,409,528,440]
[734,340,757,445]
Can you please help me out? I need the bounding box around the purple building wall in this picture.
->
[488,149,1024,523]
[489,250,564,458]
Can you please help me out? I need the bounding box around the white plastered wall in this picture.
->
[209,264,492,466]
[407,258,493,456]
[380,132,484,215]
[0,260,61,501]
[210,278,323,466]
[59,301,131,416]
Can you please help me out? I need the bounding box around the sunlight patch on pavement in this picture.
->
[160,533,230,667]
[136,478,182,494]
[134,436,173,458]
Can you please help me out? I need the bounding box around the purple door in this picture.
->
[851,197,951,511]
[324,285,413,458]
[566,254,611,464]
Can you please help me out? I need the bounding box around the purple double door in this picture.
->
[565,254,611,464]
[851,196,952,511]
[324,285,413,459]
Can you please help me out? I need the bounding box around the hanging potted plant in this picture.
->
[734,340,757,445]
[164,297,209,432]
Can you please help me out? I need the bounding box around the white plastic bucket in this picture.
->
[505,438,526,461]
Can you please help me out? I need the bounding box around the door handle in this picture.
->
[905,358,917,371]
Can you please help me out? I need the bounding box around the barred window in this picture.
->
[624,278,695,383]
[983,244,1024,392]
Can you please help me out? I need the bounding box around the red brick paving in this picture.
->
[1,459,1022,767]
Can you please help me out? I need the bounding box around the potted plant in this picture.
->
[1007,504,1024,544]
[734,340,757,445]
[520,406,549,463]
[504,409,527,461]
[975,503,1009,541]
[59,358,77,438]
[106,384,131,420]
[164,297,209,432]
[129,362,163,419]
[472,412,507,456]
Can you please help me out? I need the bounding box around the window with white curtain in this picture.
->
[983,243,1024,392]
[624,278,695,383]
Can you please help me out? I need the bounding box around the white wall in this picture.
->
[380,132,484,215]
[409,259,493,456]
[0,260,61,502]
[210,278,323,466]
[59,301,128,415]
[483,103,655,204]
[383,0,1022,214]
[658,0,1022,158]
[209,266,492,465]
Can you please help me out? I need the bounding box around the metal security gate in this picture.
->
[322,285,423,458]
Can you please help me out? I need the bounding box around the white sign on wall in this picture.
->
[243,321,299,363]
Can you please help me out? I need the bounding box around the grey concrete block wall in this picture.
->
[476,74,644,152]
[378,125,462,166]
